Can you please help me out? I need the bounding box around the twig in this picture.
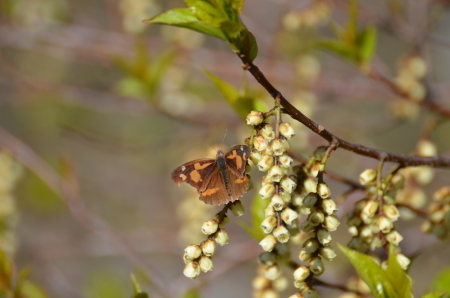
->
[238,54,450,168]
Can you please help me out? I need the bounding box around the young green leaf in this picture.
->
[317,40,358,64]
[339,244,397,298]
[386,246,413,298]
[357,26,377,65]
[143,8,226,40]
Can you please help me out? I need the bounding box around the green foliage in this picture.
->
[317,0,377,68]
[144,0,258,61]
[203,70,267,119]
[421,292,448,298]
[179,288,202,298]
[114,42,175,102]
[430,268,450,297]
[237,193,269,241]
[339,244,412,298]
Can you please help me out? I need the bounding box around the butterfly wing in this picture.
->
[171,158,217,192]
[199,168,231,205]
[224,145,250,177]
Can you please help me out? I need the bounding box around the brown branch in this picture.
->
[238,54,450,168]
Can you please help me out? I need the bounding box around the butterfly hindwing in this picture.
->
[170,158,217,191]
[199,169,230,205]
[224,145,250,177]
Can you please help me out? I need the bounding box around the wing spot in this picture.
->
[227,150,243,168]
[179,174,187,181]
[235,177,246,184]
[190,170,202,182]
[194,162,213,170]
[181,166,186,171]
[201,188,220,196]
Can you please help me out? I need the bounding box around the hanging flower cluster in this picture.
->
[421,186,450,239]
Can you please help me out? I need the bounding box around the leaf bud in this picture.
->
[270,194,285,211]
[317,183,331,199]
[201,219,219,235]
[200,239,216,256]
[359,168,377,185]
[270,138,285,156]
[265,205,276,217]
[300,220,315,233]
[302,238,319,254]
[250,150,263,165]
[298,249,312,262]
[281,207,298,225]
[308,210,325,226]
[323,215,340,231]
[199,256,214,272]
[254,135,269,151]
[246,110,264,125]
[309,257,325,275]
[261,216,278,234]
[273,226,290,243]
[230,200,245,217]
[259,235,277,252]
[396,253,410,270]
[260,124,275,141]
[260,183,276,199]
[319,246,336,261]
[279,154,293,168]
[252,276,270,290]
[301,286,319,298]
[265,264,281,280]
[258,252,277,266]
[280,177,297,193]
[383,204,400,222]
[273,275,289,292]
[214,228,229,245]
[321,198,338,215]
[362,200,379,218]
[257,155,274,171]
[184,245,202,260]
[386,230,403,246]
[279,122,295,139]
[317,228,332,245]
[303,193,318,208]
[376,216,393,233]
[183,261,201,279]
[267,165,286,182]
[293,265,310,281]
[304,178,317,193]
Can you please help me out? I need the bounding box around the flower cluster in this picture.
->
[252,263,289,298]
[347,169,407,268]
[421,186,450,239]
[393,55,427,102]
[282,2,331,30]
[182,211,232,279]
[246,109,299,297]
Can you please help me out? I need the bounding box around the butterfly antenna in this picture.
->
[220,129,228,151]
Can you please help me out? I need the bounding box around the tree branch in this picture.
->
[239,54,450,168]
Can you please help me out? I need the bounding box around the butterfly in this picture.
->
[171,145,251,205]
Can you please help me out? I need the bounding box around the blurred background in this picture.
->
[0,0,450,297]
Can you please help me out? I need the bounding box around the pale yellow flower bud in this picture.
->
[199,256,214,272]
[201,219,219,235]
[183,261,201,279]
[254,135,269,151]
[293,265,310,281]
[246,110,264,125]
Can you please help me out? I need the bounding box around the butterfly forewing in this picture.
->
[171,158,217,191]
[224,145,250,177]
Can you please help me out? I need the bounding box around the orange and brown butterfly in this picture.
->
[171,145,251,205]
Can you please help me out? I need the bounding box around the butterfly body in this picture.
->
[171,145,250,205]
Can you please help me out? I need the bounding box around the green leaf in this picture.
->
[143,8,226,40]
[192,1,226,25]
[17,280,50,298]
[344,0,359,43]
[229,0,245,14]
[204,70,255,119]
[339,244,397,298]
[385,246,413,298]
[179,288,202,298]
[421,292,448,298]
[317,39,358,64]
[236,30,258,62]
[357,26,377,64]
[431,268,450,294]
